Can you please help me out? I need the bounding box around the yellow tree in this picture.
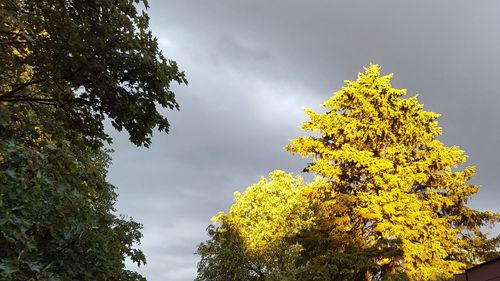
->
[199,171,323,280]
[286,64,498,280]
[214,171,316,256]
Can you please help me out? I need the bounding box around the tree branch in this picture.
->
[1,97,92,106]
[0,78,46,100]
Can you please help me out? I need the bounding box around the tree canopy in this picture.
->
[286,64,498,279]
[1,0,186,279]
[1,0,187,146]
[213,171,317,257]
[197,171,320,281]
[0,103,146,280]
[196,65,499,281]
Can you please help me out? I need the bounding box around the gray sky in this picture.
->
[107,1,500,280]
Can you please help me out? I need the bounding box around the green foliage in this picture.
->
[196,224,309,281]
[0,0,179,278]
[196,225,263,281]
[295,228,407,281]
[0,104,146,281]
[0,0,187,146]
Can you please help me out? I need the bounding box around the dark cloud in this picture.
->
[107,1,500,280]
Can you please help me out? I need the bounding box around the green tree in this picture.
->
[196,225,264,281]
[0,0,187,146]
[0,0,186,279]
[0,103,146,280]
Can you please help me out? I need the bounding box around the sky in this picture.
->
[106,1,500,280]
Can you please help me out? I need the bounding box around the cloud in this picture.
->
[108,1,500,280]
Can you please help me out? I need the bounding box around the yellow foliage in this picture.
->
[208,64,498,281]
[31,126,51,146]
[213,170,322,257]
[286,64,496,280]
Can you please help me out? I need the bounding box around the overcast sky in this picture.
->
[106,1,500,280]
